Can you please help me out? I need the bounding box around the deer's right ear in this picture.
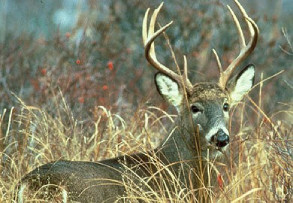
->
[155,73,183,108]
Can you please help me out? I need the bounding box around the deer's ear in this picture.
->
[155,72,183,108]
[228,64,255,105]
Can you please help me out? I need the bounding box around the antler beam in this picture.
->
[215,0,259,89]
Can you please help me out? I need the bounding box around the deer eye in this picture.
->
[223,103,229,112]
[191,105,202,114]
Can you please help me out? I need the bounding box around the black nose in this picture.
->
[214,129,229,148]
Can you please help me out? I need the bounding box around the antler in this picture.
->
[214,0,259,89]
[142,3,193,93]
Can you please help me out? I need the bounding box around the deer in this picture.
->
[17,0,258,202]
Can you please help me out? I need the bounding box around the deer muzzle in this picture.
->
[211,129,229,148]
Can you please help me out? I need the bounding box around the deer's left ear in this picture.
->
[228,64,255,105]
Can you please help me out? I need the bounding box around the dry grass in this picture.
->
[0,84,291,202]
[0,0,292,202]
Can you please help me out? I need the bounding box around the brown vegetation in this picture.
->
[0,0,292,202]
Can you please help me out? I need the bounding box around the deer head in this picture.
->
[143,1,258,158]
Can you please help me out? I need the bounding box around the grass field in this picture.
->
[0,0,292,202]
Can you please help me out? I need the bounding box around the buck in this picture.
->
[17,0,258,202]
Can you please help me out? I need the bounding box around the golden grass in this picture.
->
[0,88,291,202]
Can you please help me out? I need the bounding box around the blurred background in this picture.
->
[0,0,292,120]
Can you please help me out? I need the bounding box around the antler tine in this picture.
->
[212,49,223,73]
[227,4,246,48]
[183,55,193,90]
[218,0,259,89]
[143,3,193,92]
[235,0,257,38]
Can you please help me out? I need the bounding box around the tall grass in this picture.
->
[0,83,291,202]
[0,0,292,202]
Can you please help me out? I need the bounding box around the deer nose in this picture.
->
[214,129,229,148]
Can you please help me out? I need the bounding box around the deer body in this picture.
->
[18,1,259,202]
[18,117,219,202]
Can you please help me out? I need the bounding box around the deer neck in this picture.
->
[153,118,212,190]
[157,118,201,167]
